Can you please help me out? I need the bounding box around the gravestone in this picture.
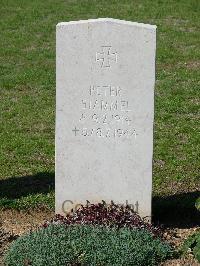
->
[56,18,156,220]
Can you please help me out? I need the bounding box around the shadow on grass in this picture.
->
[152,191,200,228]
[0,174,199,228]
[0,172,55,199]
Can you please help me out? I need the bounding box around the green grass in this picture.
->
[0,0,199,210]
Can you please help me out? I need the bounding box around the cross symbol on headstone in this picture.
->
[72,126,79,136]
[96,46,117,68]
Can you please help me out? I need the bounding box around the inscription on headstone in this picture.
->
[73,84,136,139]
[56,18,156,219]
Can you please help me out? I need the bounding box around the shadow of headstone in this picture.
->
[152,191,200,228]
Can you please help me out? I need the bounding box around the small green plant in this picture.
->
[5,224,173,266]
[181,230,200,262]
[195,197,200,211]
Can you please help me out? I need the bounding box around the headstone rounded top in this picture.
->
[57,18,157,30]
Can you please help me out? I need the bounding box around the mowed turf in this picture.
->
[0,0,199,210]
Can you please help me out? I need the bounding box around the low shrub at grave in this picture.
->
[181,230,200,262]
[4,224,173,266]
[44,202,161,237]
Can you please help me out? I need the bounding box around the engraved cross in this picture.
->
[96,46,117,68]
[72,126,79,136]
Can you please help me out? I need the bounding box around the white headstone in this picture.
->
[56,18,156,220]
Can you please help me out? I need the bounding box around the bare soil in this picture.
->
[0,209,54,266]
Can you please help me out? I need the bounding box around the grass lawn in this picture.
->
[0,0,199,211]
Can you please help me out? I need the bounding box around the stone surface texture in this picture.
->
[56,18,156,219]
